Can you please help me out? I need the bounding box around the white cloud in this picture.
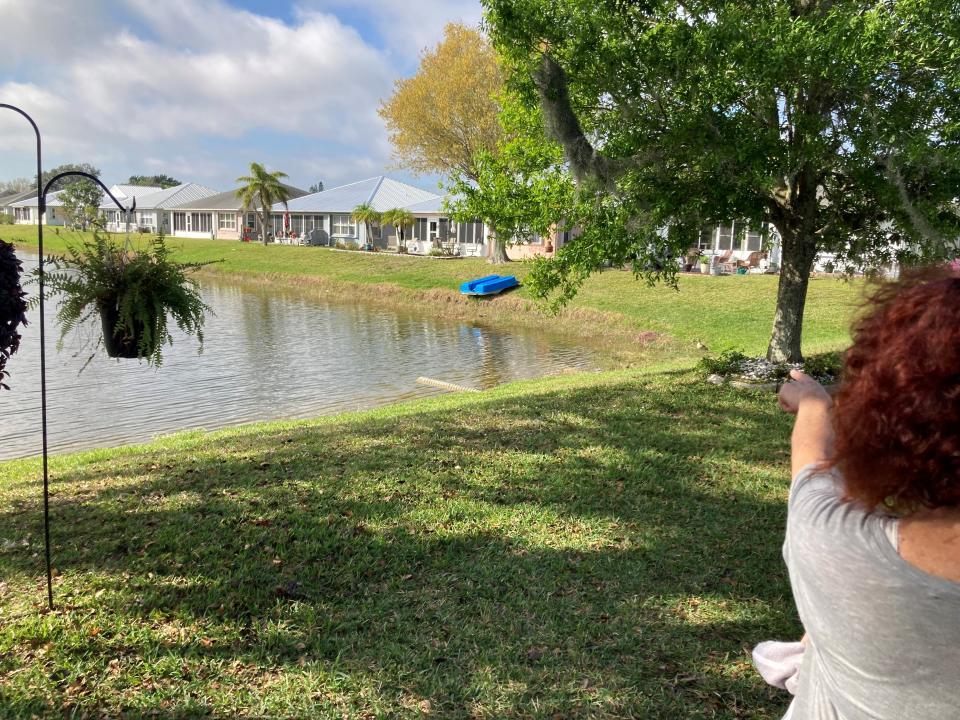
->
[0,0,478,189]
[305,0,484,59]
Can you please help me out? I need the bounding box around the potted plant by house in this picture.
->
[0,240,29,390]
[40,234,213,365]
[698,253,711,274]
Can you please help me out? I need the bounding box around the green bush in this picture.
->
[802,351,843,382]
[698,349,747,376]
[0,212,13,225]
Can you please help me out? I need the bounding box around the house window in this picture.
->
[413,218,428,240]
[139,211,155,227]
[332,214,356,236]
[272,214,284,235]
[458,220,484,244]
[698,226,715,251]
[717,224,734,251]
[219,212,236,230]
[189,213,212,233]
[292,215,303,234]
[246,213,256,228]
[173,212,187,232]
[744,225,763,252]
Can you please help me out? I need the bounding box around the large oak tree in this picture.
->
[482,0,960,361]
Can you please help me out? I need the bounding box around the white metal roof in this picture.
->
[275,176,440,213]
[9,189,66,208]
[111,184,162,199]
[402,194,452,214]
[100,183,219,210]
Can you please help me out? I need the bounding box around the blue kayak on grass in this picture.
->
[459,274,520,296]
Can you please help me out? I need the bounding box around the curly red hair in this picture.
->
[830,266,960,512]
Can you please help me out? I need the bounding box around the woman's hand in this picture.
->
[778,369,832,415]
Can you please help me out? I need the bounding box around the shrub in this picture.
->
[0,212,13,225]
[698,349,747,376]
[802,351,843,382]
[0,240,28,390]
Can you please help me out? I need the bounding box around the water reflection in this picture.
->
[0,254,598,460]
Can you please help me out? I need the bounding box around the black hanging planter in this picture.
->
[99,301,157,359]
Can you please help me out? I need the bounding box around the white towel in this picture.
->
[752,640,804,695]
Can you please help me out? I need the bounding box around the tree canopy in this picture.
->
[127,174,181,189]
[59,180,104,230]
[480,0,960,361]
[38,163,101,193]
[0,178,32,193]
[236,163,291,245]
[379,23,503,185]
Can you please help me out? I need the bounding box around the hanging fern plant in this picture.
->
[40,234,215,367]
[0,240,29,390]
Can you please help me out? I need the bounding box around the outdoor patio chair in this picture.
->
[738,251,761,270]
[715,249,735,273]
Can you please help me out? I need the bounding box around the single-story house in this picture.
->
[170,183,308,241]
[9,189,68,226]
[101,183,220,233]
[3,188,36,223]
[269,176,444,248]
[0,188,37,220]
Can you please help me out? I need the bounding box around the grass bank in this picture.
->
[3,225,861,363]
[1,368,798,718]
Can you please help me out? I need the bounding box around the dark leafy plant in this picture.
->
[698,349,748,377]
[38,234,215,367]
[802,351,843,384]
[0,240,28,390]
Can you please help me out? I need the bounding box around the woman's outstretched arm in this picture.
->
[778,369,834,479]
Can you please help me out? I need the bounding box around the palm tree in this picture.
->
[381,208,414,252]
[236,162,291,245]
[352,203,382,250]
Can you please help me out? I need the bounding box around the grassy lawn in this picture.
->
[2,224,862,358]
[0,223,859,716]
[0,369,798,718]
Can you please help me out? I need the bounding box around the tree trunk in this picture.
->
[767,226,818,363]
[260,209,268,245]
[487,233,510,264]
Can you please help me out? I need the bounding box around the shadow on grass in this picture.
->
[0,372,797,718]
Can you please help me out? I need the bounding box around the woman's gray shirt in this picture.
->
[784,465,960,719]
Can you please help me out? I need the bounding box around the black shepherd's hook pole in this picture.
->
[0,102,53,611]
[1,104,133,611]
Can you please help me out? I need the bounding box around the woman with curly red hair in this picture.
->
[773,266,960,719]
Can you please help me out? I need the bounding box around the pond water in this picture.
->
[1,254,598,460]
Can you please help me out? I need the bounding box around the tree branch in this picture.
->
[531,54,627,189]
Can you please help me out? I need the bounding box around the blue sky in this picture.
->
[0,0,483,193]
